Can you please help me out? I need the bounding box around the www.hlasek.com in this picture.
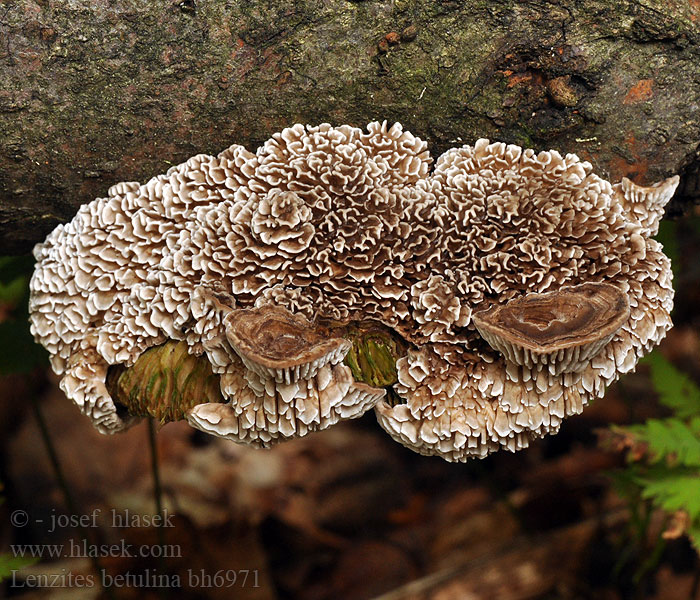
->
[11,538,181,559]
[10,568,261,589]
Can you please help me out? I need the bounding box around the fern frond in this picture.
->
[643,352,700,420]
[636,466,700,522]
[627,418,700,467]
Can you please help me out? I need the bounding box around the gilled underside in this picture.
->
[29,122,678,461]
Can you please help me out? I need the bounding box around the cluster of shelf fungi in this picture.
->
[29,123,678,460]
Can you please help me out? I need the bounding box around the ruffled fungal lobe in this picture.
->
[375,139,677,460]
[187,304,389,447]
[613,176,680,236]
[29,148,255,432]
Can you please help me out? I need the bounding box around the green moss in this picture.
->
[106,340,223,423]
[342,323,407,388]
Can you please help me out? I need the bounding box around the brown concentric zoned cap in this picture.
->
[223,305,351,384]
[473,282,630,374]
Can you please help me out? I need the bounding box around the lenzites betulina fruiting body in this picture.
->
[29,122,679,461]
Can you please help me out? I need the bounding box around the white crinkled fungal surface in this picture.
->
[29,122,679,461]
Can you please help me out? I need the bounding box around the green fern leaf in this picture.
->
[0,554,39,583]
[637,467,700,521]
[688,522,700,554]
[627,418,700,467]
[643,352,700,420]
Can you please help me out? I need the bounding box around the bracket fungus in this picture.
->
[472,283,631,376]
[29,122,679,461]
[222,305,352,385]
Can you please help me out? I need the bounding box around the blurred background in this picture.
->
[0,209,699,600]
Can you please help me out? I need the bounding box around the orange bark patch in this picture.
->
[587,133,652,183]
[690,0,700,21]
[608,135,650,182]
[623,79,654,104]
[384,31,400,45]
[506,73,532,88]
[609,155,649,182]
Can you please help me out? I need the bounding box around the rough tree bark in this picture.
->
[1,0,699,253]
